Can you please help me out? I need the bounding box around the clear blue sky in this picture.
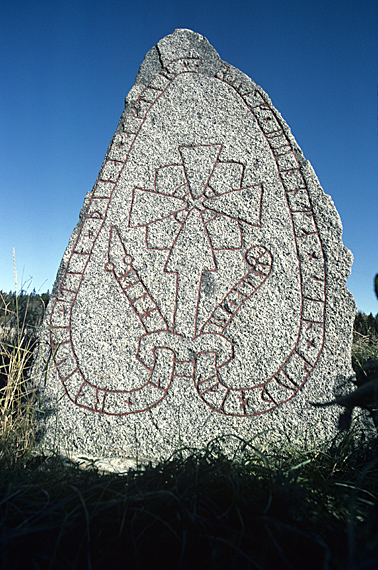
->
[1,0,377,314]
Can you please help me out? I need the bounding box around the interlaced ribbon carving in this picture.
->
[50,57,325,417]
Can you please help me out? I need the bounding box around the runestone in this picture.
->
[36,29,356,467]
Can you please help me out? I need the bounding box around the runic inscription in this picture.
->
[49,40,327,419]
[36,29,358,468]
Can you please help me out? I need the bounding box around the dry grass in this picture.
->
[0,312,38,468]
[0,265,378,569]
[0,257,47,468]
[352,330,378,371]
[0,432,377,570]
[0,326,36,466]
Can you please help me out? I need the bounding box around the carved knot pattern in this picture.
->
[50,57,325,419]
[98,144,273,417]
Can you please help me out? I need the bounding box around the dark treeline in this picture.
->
[354,310,378,339]
[0,290,50,387]
[0,290,50,330]
[1,289,377,338]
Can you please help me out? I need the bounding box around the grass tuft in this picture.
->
[0,294,38,468]
[352,331,378,371]
[0,434,378,569]
[0,269,378,568]
[0,258,48,468]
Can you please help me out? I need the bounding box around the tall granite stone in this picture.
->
[36,29,356,466]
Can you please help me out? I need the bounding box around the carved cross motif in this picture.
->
[128,144,263,338]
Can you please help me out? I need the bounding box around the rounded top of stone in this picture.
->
[173,28,198,33]
[170,28,204,39]
[156,28,217,61]
[133,28,221,91]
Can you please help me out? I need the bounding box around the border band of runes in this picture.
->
[49,56,325,417]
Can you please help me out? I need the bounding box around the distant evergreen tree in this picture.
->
[354,312,367,336]
[0,290,50,329]
[366,313,376,336]
[0,290,50,387]
[1,289,377,340]
[353,310,378,340]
